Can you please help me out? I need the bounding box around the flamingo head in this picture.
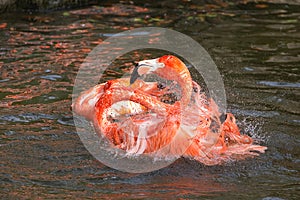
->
[130,55,190,84]
[130,57,165,84]
[130,55,193,106]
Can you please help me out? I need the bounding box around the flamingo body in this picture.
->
[72,55,267,165]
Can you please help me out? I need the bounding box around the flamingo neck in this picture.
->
[176,70,193,107]
[156,64,193,107]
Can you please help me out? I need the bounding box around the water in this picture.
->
[0,1,299,199]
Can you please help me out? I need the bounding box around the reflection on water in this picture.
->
[0,1,299,199]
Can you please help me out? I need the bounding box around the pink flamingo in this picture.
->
[72,55,267,165]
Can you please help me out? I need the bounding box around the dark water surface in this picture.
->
[0,1,299,199]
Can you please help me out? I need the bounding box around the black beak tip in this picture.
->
[130,65,140,84]
[220,113,227,124]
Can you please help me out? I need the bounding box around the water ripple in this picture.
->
[40,75,62,81]
[0,113,56,123]
[257,81,300,88]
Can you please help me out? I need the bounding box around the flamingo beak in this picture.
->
[220,113,227,124]
[130,58,165,84]
[130,63,142,84]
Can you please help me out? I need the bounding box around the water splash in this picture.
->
[237,117,269,144]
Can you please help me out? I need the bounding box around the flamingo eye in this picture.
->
[193,86,198,93]
[225,136,230,144]
[157,82,166,90]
